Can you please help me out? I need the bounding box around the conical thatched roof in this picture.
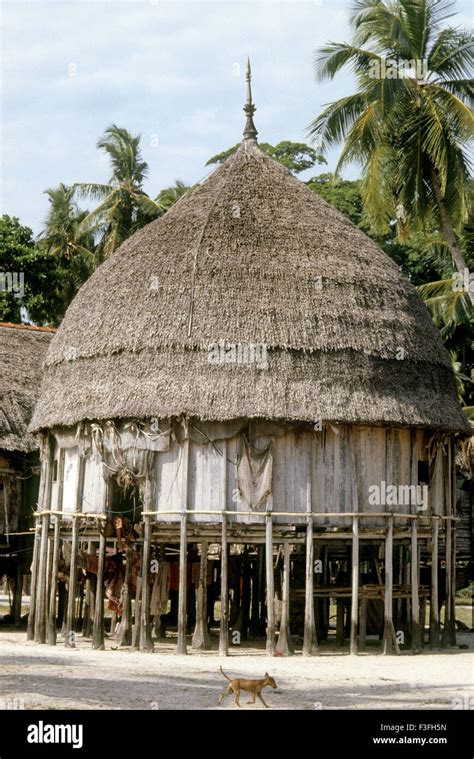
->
[30,140,469,433]
[0,323,55,452]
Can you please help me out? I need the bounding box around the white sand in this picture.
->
[0,630,472,710]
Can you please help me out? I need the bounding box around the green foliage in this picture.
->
[207,141,326,174]
[307,173,473,409]
[309,0,473,285]
[74,124,163,258]
[0,215,63,325]
[307,173,439,284]
[155,180,192,211]
[307,173,363,225]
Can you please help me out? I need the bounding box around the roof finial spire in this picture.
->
[243,57,258,142]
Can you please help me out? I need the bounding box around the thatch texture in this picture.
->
[30,141,469,433]
[0,323,55,452]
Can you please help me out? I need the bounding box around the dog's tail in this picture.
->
[220,666,232,681]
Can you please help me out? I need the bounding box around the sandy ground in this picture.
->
[0,630,473,710]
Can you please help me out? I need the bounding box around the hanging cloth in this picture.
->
[237,434,273,511]
[150,561,171,616]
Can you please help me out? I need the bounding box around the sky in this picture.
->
[1,0,471,236]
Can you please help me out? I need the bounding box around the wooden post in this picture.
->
[64,455,85,648]
[450,445,457,647]
[336,601,345,646]
[115,549,132,647]
[13,566,23,628]
[64,517,80,648]
[442,442,456,647]
[92,532,106,649]
[411,518,421,651]
[82,540,93,638]
[132,576,142,650]
[359,595,368,652]
[276,542,294,655]
[441,518,454,648]
[192,540,211,650]
[176,437,189,655]
[138,476,154,652]
[383,516,399,654]
[92,481,109,650]
[218,439,228,655]
[140,513,154,652]
[350,515,359,655]
[34,518,51,644]
[429,517,439,649]
[303,516,318,655]
[34,437,54,643]
[26,518,41,641]
[176,511,188,654]
[27,433,50,641]
[47,449,65,645]
[219,515,229,656]
[265,505,275,655]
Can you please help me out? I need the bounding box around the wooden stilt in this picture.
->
[48,448,65,645]
[92,480,109,650]
[34,437,54,643]
[442,442,456,647]
[219,515,229,656]
[336,601,345,646]
[359,596,368,652]
[192,540,211,650]
[47,522,61,644]
[34,513,50,643]
[140,514,154,652]
[82,540,93,638]
[26,518,40,641]
[303,516,318,655]
[132,576,142,650]
[88,567,96,638]
[429,518,439,649]
[92,531,106,650]
[176,511,188,654]
[64,517,80,648]
[13,562,23,628]
[265,508,275,655]
[411,518,421,651]
[45,534,53,625]
[218,439,228,655]
[450,446,457,647]
[383,516,399,654]
[115,549,132,647]
[450,522,457,646]
[441,518,454,648]
[350,515,359,655]
[64,455,85,648]
[276,542,294,655]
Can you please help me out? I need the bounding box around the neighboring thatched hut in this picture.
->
[29,67,470,656]
[0,322,55,625]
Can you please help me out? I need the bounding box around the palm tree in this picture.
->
[155,180,191,211]
[39,183,96,316]
[309,0,474,304]
[40,183,94,260]
[75,125,163,257]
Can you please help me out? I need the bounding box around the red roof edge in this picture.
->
[0,322,57,333]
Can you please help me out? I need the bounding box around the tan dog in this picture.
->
[219,667,277,708]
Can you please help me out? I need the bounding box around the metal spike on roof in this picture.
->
[243,58,258,141]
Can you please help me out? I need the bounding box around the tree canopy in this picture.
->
[207,141,326,174]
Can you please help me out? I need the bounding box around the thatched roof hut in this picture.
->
[28,66,469,657]
[30,138,468,434]
[1,323,55,453]
[0,322,54,627]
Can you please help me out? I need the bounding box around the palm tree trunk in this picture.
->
[431,168,474,306]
